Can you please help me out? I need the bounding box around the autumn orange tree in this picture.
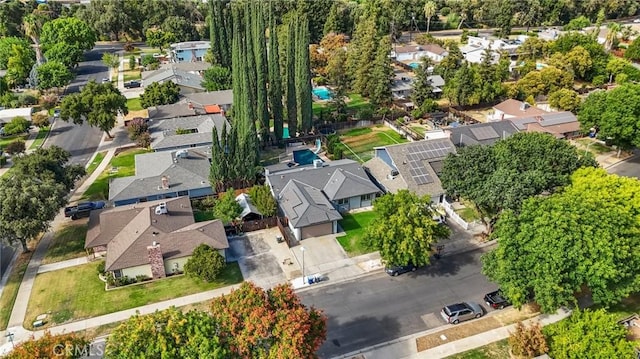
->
[3,331,91,359]
[210,281,327,359]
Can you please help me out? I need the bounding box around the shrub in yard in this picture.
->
[96,261,105,275]
[129,55,136,70]
[127,118,148,140]
[18,93,37,106]
[31,112,50,127]
[332,144,343,160]
[5,139,25,155]
[184,244,226,282]
[357,108,374,121]
[508,321,548,358]
[325,134,340,155]
[0,155,7,167]
[136,131,151,148]
[3,116,29,135]
[247,185,277,217]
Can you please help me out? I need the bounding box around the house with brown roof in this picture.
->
[85,197,229,280]
[508,111,581,139]
[364,137,456,204]
[487,99,548,121]
[391,43,449,63]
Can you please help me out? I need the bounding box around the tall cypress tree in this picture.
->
[243,1,257,125]
[268,3,284,143]
[295,14,313,134]
[210,0,231,68]
[252,1,269,145]
[284,19,297,137]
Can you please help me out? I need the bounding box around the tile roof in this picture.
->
[204,104,222,113]
[447,121,520,147]
[86,197,228,271]
[149,114,229,150]
[278,180,342,227]
[109,147,212,203]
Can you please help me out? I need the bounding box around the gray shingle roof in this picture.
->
[181,90,234,107]
[147,103,198,120]
[447,121,519,147]
[278,180,342,227]
[322,168,381,200]
[109,148,212,203]
[142,67,205,90]
[374,139,456,198]
[149,114,229,150]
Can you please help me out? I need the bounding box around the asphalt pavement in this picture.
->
[300,248,497,359]
[0,243,15,278]
[46,45,116,166]
[607,153,640,179]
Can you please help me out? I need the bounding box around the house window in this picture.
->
[337,198,348,205]
[177,190,188,196]
[113,270,122,278]
[138,197,148,203]
[361,194,372,201]
[196,56,203,61]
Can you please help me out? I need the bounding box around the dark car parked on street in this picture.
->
[385,263,417,276]
[484,290,511,309]
[124,81,141,89]
[64,201,106,220]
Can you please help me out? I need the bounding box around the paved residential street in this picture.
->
[46,46,115,166]
[608,154,640,179]
[300,249,496,358]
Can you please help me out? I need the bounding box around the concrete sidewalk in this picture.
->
[37,257,88,274]
[336,308,572,359]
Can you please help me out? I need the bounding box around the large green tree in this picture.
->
[578,83,640,149]
[284,18,297,136]
[13,146,85,192]
[295,12,313,134]
[213,188,242,224]
[252,0,269,143]
[201,65,232,91]
[247,184,277,217]
[59,80,128,138]
[348,16,378,97]
[139,81,180,108]
[209,0,231,68]
[625,36,640,61]
[105,307,228,358]
[36,60,73,90]
[365,190,450,267]
[411,56,434,109]
[144,28,176,52]
[4,331,91,359]
[40,17,96,68]
[441,132,597,232]
[483,168,640,312]
[368,35,394,110]
[5,41,35,86]
[0,37,32,70]
[544,309,636,359]
[210,282,327,358]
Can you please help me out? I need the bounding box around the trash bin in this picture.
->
[276,236,284,243]
[307,276,315,284]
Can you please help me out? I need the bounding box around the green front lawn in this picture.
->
[123,69,141,82]
[455,206,481,223]
[28,126,50,150]
[25,261,243,329]
[0,252,33,330]
[336,211,377,256]
[575,138,611,155]
[312,93,373,117]
[86,151,106,177]
[126,97,143,111]
[0,134,28,148]
[42,224,88,265]
[82,148,151,200]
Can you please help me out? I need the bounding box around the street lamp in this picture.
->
[5,332,14,348]
[300,246,306,284]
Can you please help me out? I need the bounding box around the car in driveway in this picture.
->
[64,201,106,220]
[124,80,141,89]
[440,302,484,324]
[385,263,417,276]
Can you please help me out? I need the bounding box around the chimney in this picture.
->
[147,243,166,279]
[520,102,530,111]
[188,101,193,110]
[161,176,169,190]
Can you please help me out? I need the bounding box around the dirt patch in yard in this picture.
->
[416,304,540,352]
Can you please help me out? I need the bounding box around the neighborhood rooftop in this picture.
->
[149,114,229,151]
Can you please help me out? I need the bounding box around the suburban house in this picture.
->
[508,111,581,139]
[487,99,548,121]
[446,121,520,147]
[148,102,200,120]
[538,29,561,41]
[460,36,523,64]
[391,70,445,99]
[0,107,32,124]
[364,136,456,204]
[391,43,449,62]
[169,41,211,63]
[149,113,229,151]
[109,147,213,206]
[85,197,229,280]
[265,159,382,241]
[142,66,206,94]
[180,90,234,112]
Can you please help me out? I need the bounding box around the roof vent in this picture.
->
[155,203,168,215]
[152,241,158,246]
[520,102,530,111]
[313,159,323,168]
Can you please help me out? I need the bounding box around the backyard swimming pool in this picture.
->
[409,62,420,69]
[312,86,333,100]
[293,149,320,165]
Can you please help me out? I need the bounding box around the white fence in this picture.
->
[441,198,470,230]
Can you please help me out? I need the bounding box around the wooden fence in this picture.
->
[276,216,296,247]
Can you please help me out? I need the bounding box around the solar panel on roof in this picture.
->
[470,126,499,141]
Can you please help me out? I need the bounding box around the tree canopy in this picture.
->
[578,83,640,149]
[40,17,96,68]
[440,132,597,231]
[483,168,640,313]
[139,81,180,108]
[544,309,636,359]
[183,244,226,282]
[212,189,242,224]
[36,60,73,90]
[59,80,127,137]
[247,185,277,217]
[365,190,450,266]
[4,331,91,359]
[201,65,232,91]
